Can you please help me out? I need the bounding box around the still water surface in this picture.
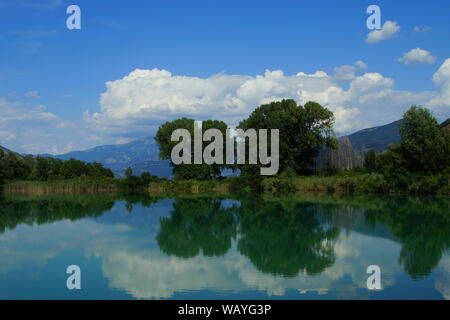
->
[0,193,449,299]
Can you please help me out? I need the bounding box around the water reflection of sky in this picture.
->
[0,198,448,300]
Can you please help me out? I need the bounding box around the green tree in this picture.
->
[140,171,157,184]
[124,167,133,178]
[1,152,113,183]
[87,161,114,178]
[60,158,87,179]
[238,99,337,176]
[155,118,228,180]
[155,118,195,160]
[0,152,30,180]
[364,150,378,172]
[399,105,449,174]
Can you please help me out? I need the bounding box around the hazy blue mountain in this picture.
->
[346,118,449,154]
[57,136,159,163]
[127,159,172,178]
[0,145,19,156]
[0,145,12,153]
[316,120,403,170]
[53,136,171,178]
[347,120,402,153]
[440,118,450,130]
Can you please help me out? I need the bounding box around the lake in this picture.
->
[0,193,449,300]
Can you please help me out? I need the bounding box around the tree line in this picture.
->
[155,99,449,191]
[363,106,449,192]
[0,153,114,184]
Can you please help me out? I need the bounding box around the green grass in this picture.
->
[291,173,388,194]
[2,176,118,194]
[2,171,448,196]
[148,179,232,196]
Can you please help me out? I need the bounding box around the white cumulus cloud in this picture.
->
[366,21,400,43]
[86,60,450,137]
[399,48,436,65]
[332,61,369,81]
[355,60,368,70]
[428,58,450,112]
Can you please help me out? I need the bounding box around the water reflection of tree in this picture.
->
[156,198,238,258]
[156,197,340,277]
[0,193,162,233]
[0,195,115,233]
[365,197,450,279]
[3,192,448,281]
[237,200,339,277]
[120,192,163,213]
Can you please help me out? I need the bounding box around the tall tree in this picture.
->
[238,99,337,175]
[124,167,133,178]
[155,118,228,180]
[399,105,450,174]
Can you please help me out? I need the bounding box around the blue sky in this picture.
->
[0,0,449,154]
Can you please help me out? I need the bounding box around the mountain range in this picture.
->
[347,120,401,153]
[1,119,447,177]
[43,136,172,178]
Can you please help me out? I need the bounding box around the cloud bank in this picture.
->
[86,59,450,138]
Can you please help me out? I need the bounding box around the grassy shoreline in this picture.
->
[2,172,448,196]
[1,177,118,195]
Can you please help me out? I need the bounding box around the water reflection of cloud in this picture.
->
[435,255,450,300]
[0,220,129,276]
[0,211,448,300]
[87,229,403,299]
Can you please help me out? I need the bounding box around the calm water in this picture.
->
[0,193,449,300]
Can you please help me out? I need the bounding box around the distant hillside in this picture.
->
[127,159,172,179]
[440,118,450,130]
[347,120,402,154]
[316,120,403,170]
[0,145,11,153]
[53,136,171,178]
[0,145,18,155]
